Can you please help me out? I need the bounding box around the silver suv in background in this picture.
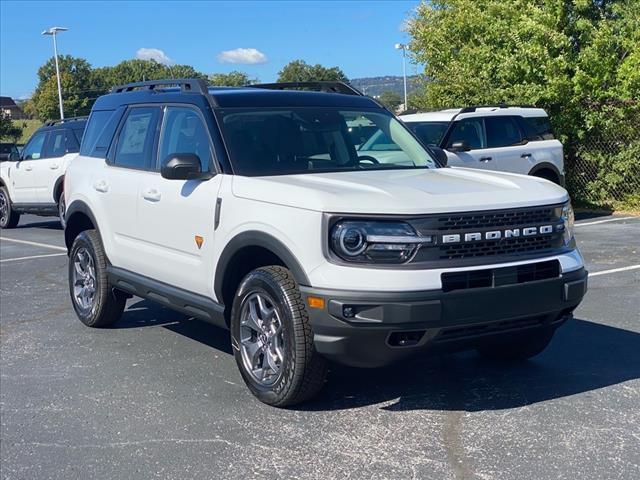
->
[400,106,565,185]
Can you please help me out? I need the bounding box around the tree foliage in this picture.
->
[377,90,403,111]
[0,116,24,142]
[407,0,640,205]
[209,71,257,86]
[277,60,348,83]
[407,0,639,138]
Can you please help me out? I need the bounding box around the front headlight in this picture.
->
[330,220,434,264]
[561,201,574,245]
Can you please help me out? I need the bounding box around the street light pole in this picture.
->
[395,43,408,112]
[42,27,68,120]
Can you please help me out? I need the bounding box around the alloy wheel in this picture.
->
[239,292,285,386]
[72,247,97,312]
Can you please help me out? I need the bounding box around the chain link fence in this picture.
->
[565,131,640,209]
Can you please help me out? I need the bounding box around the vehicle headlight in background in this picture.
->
[330,220,434,264]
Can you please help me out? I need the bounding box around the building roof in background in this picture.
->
[0,96,19,108]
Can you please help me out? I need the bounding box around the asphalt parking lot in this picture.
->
[1,214,639,480]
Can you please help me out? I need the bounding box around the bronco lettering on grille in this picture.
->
[441,225,556,244]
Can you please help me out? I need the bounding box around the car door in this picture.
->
[34,128,77,203]
[136,105,222,296]
[12,131,48,203]
[443,117,499,171]
[95,106,162,272]
[485,116,530,175]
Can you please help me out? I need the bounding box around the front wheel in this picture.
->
[476,329,555,361]
[231,266,327,407]
[69,229,126,327]
[0,186,20,229]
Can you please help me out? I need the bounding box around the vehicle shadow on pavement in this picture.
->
[15,220,62,230]
[300,318,640,412]
[116,299,233,354]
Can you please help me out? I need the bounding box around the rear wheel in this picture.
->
[476,329,555,361]
[0,186,20,229]
[69,229,126,327]
[58,193,66,229]
[231,266,327,407]
[532,169,560,185]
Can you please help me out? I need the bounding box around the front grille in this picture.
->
[435,207,556,231]
[438,235,556,260]
[409,204,566,265]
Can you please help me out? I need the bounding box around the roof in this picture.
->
[401,106,548,123]
[0,96,18,108]
[92,85,381,111]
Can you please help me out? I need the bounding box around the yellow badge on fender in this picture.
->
[195,235,204,249]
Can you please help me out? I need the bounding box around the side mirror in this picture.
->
[430,146,448,166]
[448,140,471,153]
[9,152,20,161]
[161,153,210,180]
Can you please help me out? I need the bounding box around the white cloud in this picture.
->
[217,48,267,65]
[136,48,174,65]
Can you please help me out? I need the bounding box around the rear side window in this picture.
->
[45,130,67,157]
[113,107,161,170]
[485,116,524,148]
[522,116,555,141]
[80,110,114,157]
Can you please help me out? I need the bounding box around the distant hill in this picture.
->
[350,75,421,97]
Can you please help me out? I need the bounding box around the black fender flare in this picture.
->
[214,230,310,302]
[64,200,102,251]
[528,162,563,184]
[53,176,64,202]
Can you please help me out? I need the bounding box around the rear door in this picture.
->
[35,128,79,203]
[135,105,222,296]
[95,106,162,272]
[12,131,48,203]
[444,117,500,171]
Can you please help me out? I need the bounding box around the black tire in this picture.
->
[58,193,66,229]
[476,329,555,361]
[231,266,327,407]
[0,186,20,229]
[68,229,125,328]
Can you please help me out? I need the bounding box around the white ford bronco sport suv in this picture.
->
[399,106,565,185]
[64,80,587,406]
[0,117,87,229]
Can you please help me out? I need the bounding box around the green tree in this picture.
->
[277,60,348,83]
[0,116,23,142]
[377,90,403,111]
[208,71,257,86]
[94,59,206,89]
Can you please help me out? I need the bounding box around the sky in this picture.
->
[0,0,421,99]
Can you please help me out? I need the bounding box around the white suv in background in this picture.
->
[400,106,565,185]
[0,117,86,229]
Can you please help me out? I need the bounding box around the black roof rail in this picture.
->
[111,78,210,95]
[44,116,89,127]
[247,81,364,96]
[458,104,537,114]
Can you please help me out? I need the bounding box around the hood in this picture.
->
[231,167,569,215]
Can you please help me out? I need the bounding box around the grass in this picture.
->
[15,119,43,144]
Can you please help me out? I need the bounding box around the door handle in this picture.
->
[93,180,109,193]
[142,188,161,202]
[25,165,33,171]
[50,164,59,170]
[479,156,493,162]
[521,153,532,159]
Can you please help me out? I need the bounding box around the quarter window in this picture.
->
[159,107,211,171]
[522,116,554,141]
[485,116,524,148]
[22,132,47,160]
[113,107,161,170]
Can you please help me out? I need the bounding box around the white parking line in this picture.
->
[590,265,640,277]
[575,216,637,227]
[0,253,67,263]
[0,237,67,252]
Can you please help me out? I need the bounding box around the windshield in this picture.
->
[404,121,449,146]
[217,108,437,176]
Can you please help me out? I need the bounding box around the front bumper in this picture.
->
[300,267,587,367]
